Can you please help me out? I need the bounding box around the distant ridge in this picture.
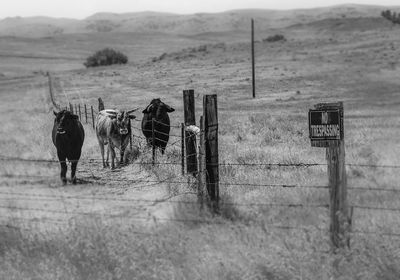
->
[0,4,399,37]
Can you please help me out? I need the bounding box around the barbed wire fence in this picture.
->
[1,157,400,240]
[1,74,400,245]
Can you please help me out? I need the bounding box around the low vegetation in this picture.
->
[381,10,400,25]
[263,34,286,42]
[84,48,128,68]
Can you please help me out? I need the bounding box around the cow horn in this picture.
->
[143,104,153,113]
[127,108,139,114]
[105,110,117,115]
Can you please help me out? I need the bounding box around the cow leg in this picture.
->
[57,152,67,185]
[98,140,107,168]
[106,144,110,167]
[71,160,78,184]
[109,144,116,169]
[120,146,125,165]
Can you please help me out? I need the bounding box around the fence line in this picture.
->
[352,205,400,212]
[2,155,400,170]
[0,191,329,209]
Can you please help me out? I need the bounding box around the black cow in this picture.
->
[141,98,175,154]
[52,110,85,184]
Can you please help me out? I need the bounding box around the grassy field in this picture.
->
[0,16,400,279]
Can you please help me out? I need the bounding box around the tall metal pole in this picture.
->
[251,18,255,99]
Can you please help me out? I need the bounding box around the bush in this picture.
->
[263,34,286,43]
[381,9,400,24]
[84,48,128,68]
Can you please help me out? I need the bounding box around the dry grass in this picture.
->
[1,17,400,279]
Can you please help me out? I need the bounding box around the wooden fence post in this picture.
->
[203,94,219,211]
[78,104,81,120]
[251,18,255,99]
[69,103,74,113]
[198,116,206,207]
[91,106,95,129]
[75,104,78,117]
[47,72,61,110]
[327,138,348,248]
[311,102,349,248]
[183,89,198,175]
[181,123,185,176]
[152,118,156,166]
[84,104,88,123]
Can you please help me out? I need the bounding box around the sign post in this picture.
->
[309,102,349,249]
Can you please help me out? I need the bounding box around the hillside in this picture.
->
[0,4,399,37]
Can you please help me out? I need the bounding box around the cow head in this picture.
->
[142,98,175,119]
[53,110,79,134]
[109,109,137,135]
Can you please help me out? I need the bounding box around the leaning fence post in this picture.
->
[84,104,88,123]
[183,89,198,175]
[203,94,219,211]
[152,117,156,166]
[91,106,95,129]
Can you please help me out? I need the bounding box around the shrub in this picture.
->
[381,10,400,25]
[263,34,286,43]
[84,48,128,68]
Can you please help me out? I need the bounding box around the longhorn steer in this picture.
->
[52,110,85,184]
[95,109,137,169]
[141,98,175,154]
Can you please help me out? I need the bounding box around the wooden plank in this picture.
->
[183,89,197,174]
[203,94,219,209]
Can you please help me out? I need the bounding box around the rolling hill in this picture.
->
[0,4,399,37]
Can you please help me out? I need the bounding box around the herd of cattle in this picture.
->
[51,98,175,184]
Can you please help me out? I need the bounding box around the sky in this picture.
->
[1,0,399,19]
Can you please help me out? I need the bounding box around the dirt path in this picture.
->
[0,75,179,233]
